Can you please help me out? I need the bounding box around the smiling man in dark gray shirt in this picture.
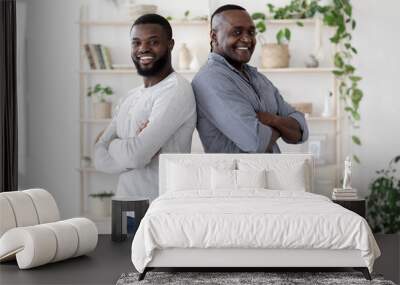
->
[192,4,308,153]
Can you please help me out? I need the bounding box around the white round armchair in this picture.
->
[0,189,98,269]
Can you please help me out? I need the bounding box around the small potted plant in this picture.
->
[89,191,115,218]
[252,13,291,68]
[87,84,113,119]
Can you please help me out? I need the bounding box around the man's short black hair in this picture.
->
[210,4,246,26]
[130,14,172,40]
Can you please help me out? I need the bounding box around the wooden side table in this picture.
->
[112,196,149,242]
[332,199,366,218]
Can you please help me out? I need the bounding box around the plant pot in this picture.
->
[261,43,290,68]
[93,102,111,119]
[126,4,157,21]
[90,197,112,218]
[373,233,400,284]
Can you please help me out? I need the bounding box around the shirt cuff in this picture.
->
[256,122,273,153]
[289,112,309,143]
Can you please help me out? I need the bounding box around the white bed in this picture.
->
[131,154,380,280]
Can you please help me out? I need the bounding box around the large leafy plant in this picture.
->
[367,155,400,234]
[318,0,362,163]
[252,0,364,163]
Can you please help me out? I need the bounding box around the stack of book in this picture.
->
[84,44,113,70]
[332,188,358,200]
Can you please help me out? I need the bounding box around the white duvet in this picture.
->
[131,190,380,273]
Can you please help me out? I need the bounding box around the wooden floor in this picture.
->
[0,235,133,285]
[1,234,398,285]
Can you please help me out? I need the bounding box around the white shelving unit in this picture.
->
[78,5,342,233]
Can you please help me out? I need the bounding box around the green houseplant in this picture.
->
[366,155,400,283]
[87,84,114,119]
[367,155,400,234]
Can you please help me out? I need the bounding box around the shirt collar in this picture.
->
[208,52,257,74]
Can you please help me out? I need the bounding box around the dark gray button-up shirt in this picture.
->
[192,52,309,153]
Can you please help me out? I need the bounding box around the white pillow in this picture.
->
[168,163,210,191]
[238,158,310,191]
[167,160,235,191]
[237,169,267,189]
[211,169,267,190]
[267,167,306,191]
[211,168,236,190]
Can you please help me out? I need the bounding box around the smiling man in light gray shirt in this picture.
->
[94,14,196,201]
[192,5,308,153]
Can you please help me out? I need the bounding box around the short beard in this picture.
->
[132,51,170,77]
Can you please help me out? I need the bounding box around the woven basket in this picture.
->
[261,44,290,68]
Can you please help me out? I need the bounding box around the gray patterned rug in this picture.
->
[116,271,396,285]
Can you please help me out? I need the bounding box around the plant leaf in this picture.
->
[352,111,360,121]
[349,76,362,82]
[333,70,344,76]
[352,20,356,30]
[251,12,266,20]
[334,53,344,68]
[267,3,275,13]
[284,28,291,41]
[256,21,266,33]
[353,155,360,163]
[352,135,361,145]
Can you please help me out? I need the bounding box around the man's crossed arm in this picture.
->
[256,111,303,152]
[93,120,151,174]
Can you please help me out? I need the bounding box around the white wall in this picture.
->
[21,0,82,218]
[20,0,400,218]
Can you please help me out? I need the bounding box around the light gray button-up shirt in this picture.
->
[192,52,309,153]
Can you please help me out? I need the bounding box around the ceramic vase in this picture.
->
[179,43,192,70]
[321,92,333,117]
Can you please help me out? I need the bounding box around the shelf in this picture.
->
[81,119,111,124]
[78,19,316,27]
[80,69,136,75]
[316,163,338,169]
[306,116,337,121]
[258,68,334,73]
[266,19,316,25]
[78,20,208,26]
[80,67,335,75]
[80,117,336,125]
[78,167,97,172]
[80,69,201,75]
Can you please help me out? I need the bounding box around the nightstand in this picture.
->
[111,197,149,242]
[332,199,366,218]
